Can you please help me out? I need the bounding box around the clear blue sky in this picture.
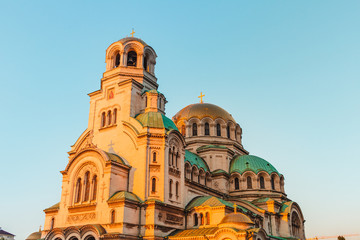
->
[0,1,359,239]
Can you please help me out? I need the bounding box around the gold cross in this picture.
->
[198,92,205,103]
[130,29,135,37]
[233,203,237,213]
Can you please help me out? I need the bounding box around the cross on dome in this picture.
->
[198,92,205,103]
[130,28,135,37]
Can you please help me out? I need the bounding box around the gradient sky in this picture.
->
[0,1,359,240]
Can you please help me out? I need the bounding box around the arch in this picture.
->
[75,178,82,203]
[114,53,120,68]
[101,112,105,128]
[151,177,156,192]
[199,169,205,184]
[152,151,157,163]
[175,181,179,197]
[107,111,112,126]
[234,177,240,190]
[83,171,90,201]
[127,51,137,67]
[227,124,231,138]
[280,175,285,192]
[192,123,198,136]
[291,211,301,238]
[113,109,117,124]
[91,175,97,200]
[191,166,198,182]
[246,176,252,189]
[204,122,210,135]
[271,175,275,190]
[200,213,204,225]
[259,176,265,189]
[110,209,115,224]
[168,148,172,166]
[216,123,221,136]
[169,179,173,198]
[193,213,198,226]
[185,162,191,179]
[205,212,210,225]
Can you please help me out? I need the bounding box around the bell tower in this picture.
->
[103,37,158,90]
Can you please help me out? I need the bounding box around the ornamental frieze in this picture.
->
[67,212,96,223]
[165,213,183,225]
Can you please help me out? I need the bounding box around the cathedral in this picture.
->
[27,36,306,240]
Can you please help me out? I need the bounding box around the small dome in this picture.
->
[230,155,280,175]
[173,103,236,124]
[26,231,41,240]
[135,112,178,131]
[219,212,254,230]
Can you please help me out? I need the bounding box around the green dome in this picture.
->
[135,112,178,131]
[230,155,280,175]
[185,150,209,172]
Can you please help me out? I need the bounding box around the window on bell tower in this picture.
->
[127,51,137,67]
[115,53,120,68]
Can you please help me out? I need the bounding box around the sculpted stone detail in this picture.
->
[165,213,183,225]
[67,213,96,223]
[150,165,160,172]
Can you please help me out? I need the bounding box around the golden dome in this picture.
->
[26,232,41,240]
[173,103,236,124]
[219,212,254,230]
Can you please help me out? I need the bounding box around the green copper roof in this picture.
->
[280,201,293,214]
[135,112,178,131]
[230,155,280,175]
[185,196,249,213]
[212,169,228,174]
[108,191,142,203]
[104,152,129,166]
[185,150,209,172]
[44,202,60,211]
[197,145,228,151]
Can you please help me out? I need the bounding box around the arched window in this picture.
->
[227,125,230,138]
[113,108,117,124]
[216,123,221,136]
[175,181,179,197]
[194,213,198,226]
[247,176,252,189]
[235,130,237,140]
[192,123,197,136]
[153,152,157,163]
[75,178,82,203]
[145,96,147,107]
[84,171,90,201]
[234,177,240,190]
[115,53,120,68]
[151,177,156,192]
[291,212,301,237]
[91,175,97,200]
[168,149,172,166]
[271,176,275,190]
[50,218,55,230]
[175,152,179,167]
[181,125,186,136]
[144,56,148,71]
[127,51,137,66]
[101,112,106,128]
[171,147,175,166]
[107,110,112,126]
[198,171,201,183]
[111,210,115,224]
[169,179,173,198]
[200,213,204,225]
[205,122,210,135]
[206,212,210,225]
[260,176,265,189]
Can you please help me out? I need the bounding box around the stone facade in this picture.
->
[30,37,306,240]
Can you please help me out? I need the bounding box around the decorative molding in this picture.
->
[67,212,96,223]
